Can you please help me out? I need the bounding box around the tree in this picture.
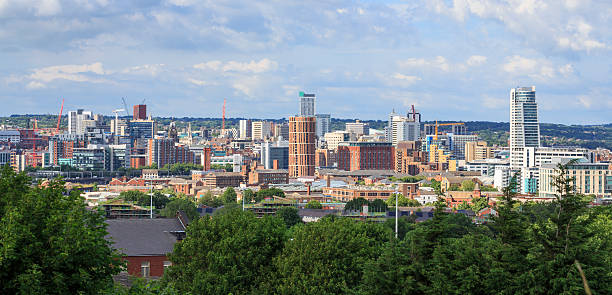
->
[276,207,302,227]
[344,197,369,212]
[221,187,237,204]
[305,200,322,209]
[198,191,223,208]
[0,166,123,293]
[256,188,285,202]
[460,180,475,191]
[162,209,286,294]
[160,198,198,221]
[242,189,256,203]
[274,217,391,294]
[386,193,421,207]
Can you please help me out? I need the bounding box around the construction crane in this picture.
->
[112,109,125,134]
[434,121,465,140]
[122,97,131,117]
[56,98,64,134]
[222,98,226,130]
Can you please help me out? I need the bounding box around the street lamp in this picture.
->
[394,190,399,239]
[149,180,153,219]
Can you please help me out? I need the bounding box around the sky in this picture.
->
[0,0,611,124]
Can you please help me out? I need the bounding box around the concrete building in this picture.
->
[510,86,540,169]
[68,109,93,135]
[252,121,273,140]
[345,120,369,136]
[203,172,244,188]
[389,115,420,145]
[239,119,252,139]
[289,116,316,177]
[0,130,20,144]
[129,119,155,141]
[539,160,612,198]
[299,91,316,117]
[337,142,394,171]
[211,154,243,172]
[274,123,289,140]
[315,114,331,138]
[449,134,479,160]
[465,141,494,162]
[147,138,175,167]
[261,140,289,169]
[248,169,289,185]
[323,131,354,151]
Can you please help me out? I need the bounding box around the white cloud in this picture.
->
[121,64,165,76]
[466,55,487,66]
[26,81,46,89]
[558,64,574,76]
[194,59,277,74]
[502,55,538,74]
[187,78,209,86]
[398,56,449,72]
[390,73,421,86]
[482,96,505,109]
[577,95,592,108]
[28,62,108,85]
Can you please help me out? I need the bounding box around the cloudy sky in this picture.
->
[1,0,610,124]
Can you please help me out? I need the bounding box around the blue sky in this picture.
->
[1,0,610,124]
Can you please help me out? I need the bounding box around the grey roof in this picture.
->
[105,218,184,256]
[318,169,404,177]
[0,130,20,136]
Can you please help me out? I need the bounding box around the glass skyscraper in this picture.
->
[510,86,540,169]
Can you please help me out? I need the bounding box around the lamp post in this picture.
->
[149,180,153,219]
[394,190,399,239]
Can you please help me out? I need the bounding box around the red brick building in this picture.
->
[105,217,186,278]
[337,142,394,171]
[133,104,147,120]
[289,117,316,177]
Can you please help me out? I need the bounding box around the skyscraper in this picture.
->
[315,114,331,138]
[239,119,252,139]
[68,109,93,135]
[510,86,540,169]
[289,116,316,177]
[299,91,315,117]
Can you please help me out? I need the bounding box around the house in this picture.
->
[105,217,186,278]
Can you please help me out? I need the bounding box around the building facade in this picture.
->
[337,142,394,171]
[345,120,369,136]
[239,119,252,139]
[539,161,612,198]
[289,116,316,177]
[133,104,147,120]
[299,92,316,117]
[510,86,540,169]
[261,140,289,169]
[315,114,331,138]
[465,141,494,162]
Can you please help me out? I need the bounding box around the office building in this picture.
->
[337,142,394,171]
[315,114,331,138]
[261,140,289,169]
[539,159,612,198]
[133,105,147,120]
[345,120,369,136]
[68,109,93,135]
[48,134,86,165]
[274,123,289,140]
[299,91,316,117]
[323,131,354,150]
[0,130,20,144]
[465,141,494,162]
[289,116,316,177]
[147,138,175,167]
[201,147,212,171]
[252,121,273,140]
[389,115,420,145]
[449,134,479,160]
[510,86,540,169]
[239,119,252,139]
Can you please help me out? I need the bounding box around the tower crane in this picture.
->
[122,97,131,117]
[56,98,64,134]
[222,98,226,130]
[112,109,126,135]
[434,121,465,140]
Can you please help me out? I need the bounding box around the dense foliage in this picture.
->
[0,166,123,293]
[160,198,199,221]
[345,197,389,212]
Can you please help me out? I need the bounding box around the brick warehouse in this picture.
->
[337,142,394,171]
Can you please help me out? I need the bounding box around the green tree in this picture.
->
[242,188,256,203]
[160,198,198,221]
[198,191,223,208]
[163,209,286,294]
[386,193,421,207]
[256,188,285,202]
[221,187,237,204]
[276,207,302,227]
[0,166,123,293]
[344,197,369,212]
[274,217,391,294]
[460,180,475,191]
[305,200,322,209]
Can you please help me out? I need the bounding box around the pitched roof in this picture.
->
[105,218,184,256]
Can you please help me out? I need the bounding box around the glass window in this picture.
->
[163,261,172,271]
[141,261,150,277]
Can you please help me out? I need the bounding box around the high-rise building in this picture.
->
[147,138,175,167]
[510,86,540,169]
[289,116,316,177]
[252,121,272,140]
[323,131,353,150]
[261,140,289,169]
[449,134,479,160]
[465,141,494,162]
[315,114,331,138]
[299,91,316,117]
[274,123,289,140]
[68,109,93,135]
[390,115,420,145]
[133,105,147,120]
[345,120,369,136]
[337,142,394,171]
[239,119,252,139]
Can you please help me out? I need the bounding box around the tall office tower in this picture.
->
[133,105,147,120]
[289,116,316,177]
[147,138,175,167]
[299,91,316,117]
[390,116,420,145]
[261,140,289,169]
[315,114,331,138]
[452,125,467,135]
[68,109,93,135]
[510,86,540,169]
[385,109,398,142]
[252,121,272,140]
[239,119,252,139]
[274,122,289,140]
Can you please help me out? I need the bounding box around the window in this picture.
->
[141,261,150,277]
[163,261,172,271]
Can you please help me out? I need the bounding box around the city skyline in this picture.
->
[1,1,611,124]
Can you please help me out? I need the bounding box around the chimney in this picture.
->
[400,183,409,200]
[306,182,311,195]
[326,175,331,188]
[273,159,279,170]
